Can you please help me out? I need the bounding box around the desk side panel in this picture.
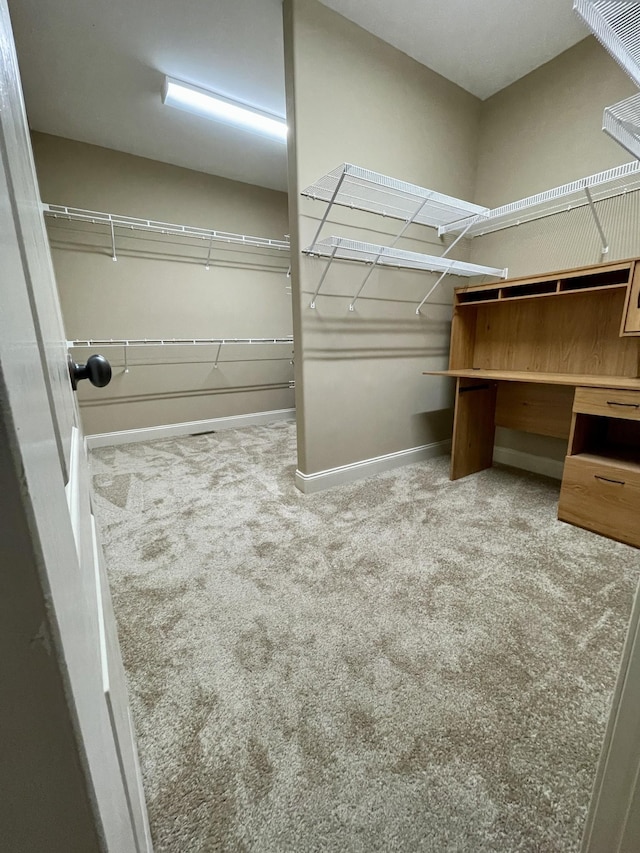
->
[450,378,497,480]
[448,307,477,370]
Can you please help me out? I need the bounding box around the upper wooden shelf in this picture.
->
[423,369,640,391]
[453,259,634,307]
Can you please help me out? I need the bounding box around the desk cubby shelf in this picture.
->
[455,264,631,306]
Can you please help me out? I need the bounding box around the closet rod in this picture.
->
[43,204,291,253]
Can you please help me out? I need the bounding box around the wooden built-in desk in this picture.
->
[424,257,640,548]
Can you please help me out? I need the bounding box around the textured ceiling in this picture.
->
[8,0,589,191]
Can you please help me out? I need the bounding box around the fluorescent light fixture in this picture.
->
[162,76,287,143]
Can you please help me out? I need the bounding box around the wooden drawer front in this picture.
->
[558,456,640,548]
[574,387,640,421]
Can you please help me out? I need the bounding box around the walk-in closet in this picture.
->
[3,1,640,852]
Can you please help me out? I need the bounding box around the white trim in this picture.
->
[493,446,564,480]
[85,408,296,448]
[581,578,640,853]
[295,440,451,494]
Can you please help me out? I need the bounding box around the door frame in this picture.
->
[582,579,640,853]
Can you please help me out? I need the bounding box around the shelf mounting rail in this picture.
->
[43,204,290,263]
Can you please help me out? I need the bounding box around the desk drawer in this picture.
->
[558,455,640,548]
[574,387,640,421]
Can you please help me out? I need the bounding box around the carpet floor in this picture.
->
[91,421,640,853]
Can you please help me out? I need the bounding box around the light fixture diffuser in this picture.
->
[162,76,287,143]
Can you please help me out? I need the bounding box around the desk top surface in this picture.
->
[423,369,640,390]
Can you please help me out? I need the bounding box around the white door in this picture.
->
[0,1,152,850]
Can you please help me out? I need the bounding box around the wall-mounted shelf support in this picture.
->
[348,195,431,311]
[307,168,348,251]
[414,218,483,312]
[583,184,610,254]
[309,246,338,308]
[205,234,214,270]
[109,219,117,262]
[415,270,451,315]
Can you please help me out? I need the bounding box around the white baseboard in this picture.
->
[86,408,296,449]
[295,439,451,494]
[493,446,564,480]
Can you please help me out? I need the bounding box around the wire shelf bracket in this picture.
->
[302,237,506,310]
[42,204,291,265]
[349,213,482,311]
[574,0,640,88]
[439,160,640,245]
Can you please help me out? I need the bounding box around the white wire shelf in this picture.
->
[574,0,640,87]
[439,160,640,238]
[301,163,489,228]
[68,337,293,347]
[68,337,294,371]
[303,237,506,277]
[604,93,640,160]
[43,204,290,257]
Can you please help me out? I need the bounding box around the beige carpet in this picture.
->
[91,421,639,852]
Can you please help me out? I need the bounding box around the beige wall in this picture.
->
[469,37,640,468]
[284,0,482,476]
[33,133,293,434]
[471,36,639,276]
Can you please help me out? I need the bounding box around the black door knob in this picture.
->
[68,354,112,391]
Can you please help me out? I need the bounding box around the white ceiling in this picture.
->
[8,0,589,193]
[323,0,589,101]
[8,0,289,192]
